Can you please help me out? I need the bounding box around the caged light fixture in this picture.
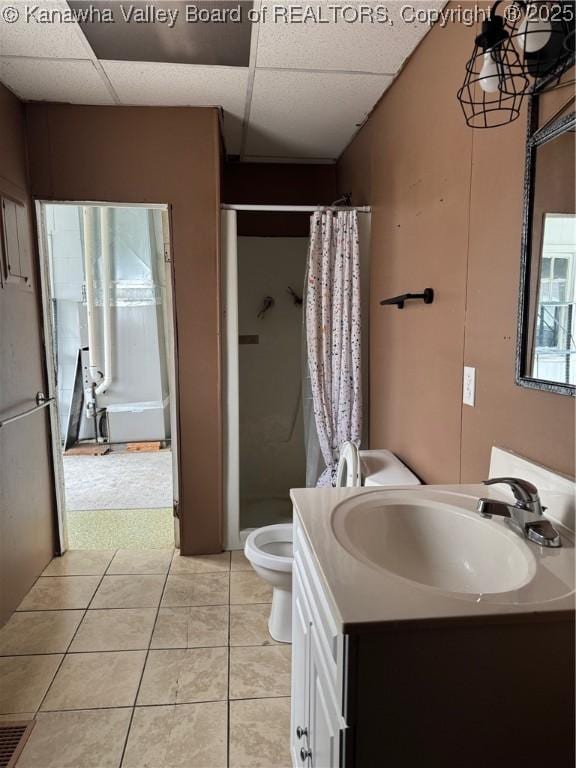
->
[457,0,575,128]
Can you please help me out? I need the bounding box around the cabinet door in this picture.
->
[308,632,344,768]
[292,568,312,766]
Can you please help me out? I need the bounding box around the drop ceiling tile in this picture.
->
[256,0,444,73]
[0,58,114,104]
[0,0,91,59]
[246,69,391,159]
[102,61,248,153]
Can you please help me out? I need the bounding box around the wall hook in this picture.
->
[287,286,303,306]
[380,288,434,309]
[257,296,275,319]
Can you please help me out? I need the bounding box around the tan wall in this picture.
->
[338,10,575,481]
[25,104,222,553]
[0,84,56,623]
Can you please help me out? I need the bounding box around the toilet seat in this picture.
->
[245,523,293,573]
[336,441,361,487]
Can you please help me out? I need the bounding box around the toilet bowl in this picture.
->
[244,523,293,643]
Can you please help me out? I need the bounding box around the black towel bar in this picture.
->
[380,288,434,309]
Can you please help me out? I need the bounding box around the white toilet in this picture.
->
[244,524,293,643]
[244,443,421,644]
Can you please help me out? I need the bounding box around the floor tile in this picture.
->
[229,646,291,700]
[137,648,228,705]
[170,551,231,574]
[90,574,165,609]
[161,574,229,607]
[229,697,292,768]
[0,655,63,714]
[0,611,83,655]
[69,608,157,652]
[230,604,281,647]
[17,708,132,768]
[17,576,100,611]
[151,606,229,649]
[107,549,173,575]
[41,651,146,711]
[231,550,253,571]
[122,702,227,768]
[42,550,115,576]
[230,571,273,604]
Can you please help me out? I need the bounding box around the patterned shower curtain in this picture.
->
[305,209,362,487]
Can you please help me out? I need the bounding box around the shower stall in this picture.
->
[222,205,371,550]
[237,235,308,530]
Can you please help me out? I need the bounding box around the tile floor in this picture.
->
[0,548,291,768]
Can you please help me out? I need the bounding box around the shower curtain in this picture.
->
[304,209,362,487]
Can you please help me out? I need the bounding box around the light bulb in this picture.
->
[479,50,501,93]
[515,8,552,53]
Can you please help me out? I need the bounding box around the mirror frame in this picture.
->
[515,94,576,397]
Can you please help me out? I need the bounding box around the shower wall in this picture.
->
[238,237,308,530]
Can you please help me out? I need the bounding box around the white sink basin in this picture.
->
[331,489,539,596]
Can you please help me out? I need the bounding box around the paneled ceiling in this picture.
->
[0,0,443,161]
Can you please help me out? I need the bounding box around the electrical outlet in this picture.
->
[463,366,476,407]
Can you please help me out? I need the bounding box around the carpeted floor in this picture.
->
[63,450,173,510]
[66,507,174,549]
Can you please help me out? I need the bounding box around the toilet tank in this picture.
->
[360,449,421,486]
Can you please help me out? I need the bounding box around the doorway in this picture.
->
[36,202,179,552]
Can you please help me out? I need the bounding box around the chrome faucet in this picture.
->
[476,477,561,548]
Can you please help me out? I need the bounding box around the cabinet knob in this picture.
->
[296,726,308,740]
[300,747,312,762]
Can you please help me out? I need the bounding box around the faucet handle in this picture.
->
[482,477,539,506]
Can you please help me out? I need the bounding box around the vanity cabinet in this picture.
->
[291,510,574,768]
[292,519,347,768]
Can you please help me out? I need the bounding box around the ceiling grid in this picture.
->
[0,0,444,161]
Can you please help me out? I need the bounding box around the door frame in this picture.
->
[221,208,242,550]
[35,200,180,553]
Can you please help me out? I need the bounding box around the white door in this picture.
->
[292,567,312,765]
[308,631,343,768]
[35,201,68,552]
[160,209,180,547]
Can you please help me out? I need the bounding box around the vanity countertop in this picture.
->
[290,484,575,632]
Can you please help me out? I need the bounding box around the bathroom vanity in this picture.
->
[290,475,575,768]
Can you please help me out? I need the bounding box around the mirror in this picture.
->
[516,103,576,396]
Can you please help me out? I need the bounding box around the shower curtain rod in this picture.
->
[221,204,371,213]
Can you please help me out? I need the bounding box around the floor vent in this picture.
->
[0,721,35,768]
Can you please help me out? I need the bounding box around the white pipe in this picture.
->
[221,204,371,212]
[95,207,113,395]
[82,206,101,383]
